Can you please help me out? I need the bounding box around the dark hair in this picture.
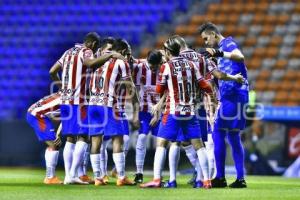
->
[198,22,220,35]
[84,32,101,46]
[100,36,115,48]
[170,35,186,48]
[163,38,181,56]
[147,50,162,66]
[111,38,130,52]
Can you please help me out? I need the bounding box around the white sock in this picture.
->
[136,134,147,174]
[69,141,88,178]
[123,134,130,157]
[100,140,109,176]
[183,145,203,181]
[205,134,216,179]
[112,152,126,179]
[196,147,209,181]
[169,144,180,182]
[153,147,166,180]
[90,154,101,178]
[63,142,75,178]
[83,146,90,175]
[45,149,59,178]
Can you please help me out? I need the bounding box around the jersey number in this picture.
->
[178,82,192,101]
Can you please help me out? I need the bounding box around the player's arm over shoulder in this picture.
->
[224,40,245,62]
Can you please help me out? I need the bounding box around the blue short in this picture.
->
[197,106,208,142]
[88,105,107,136]
[176,107,208,142]
[215,93,248,130]
[158,114,201,142]
[103,107,128,137]
[26,113,56,142]
[139,111,159,136]
[60,105,89,136]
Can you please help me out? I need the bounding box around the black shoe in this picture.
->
[134,173,143,184]
[187,170,197,185]
[229,178,247,188]
[211,177,227,188]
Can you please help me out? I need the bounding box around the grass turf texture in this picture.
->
[0,168,299,200]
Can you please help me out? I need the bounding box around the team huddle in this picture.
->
[27,22,249,189]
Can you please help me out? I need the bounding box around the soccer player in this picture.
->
[173,35,245,186]
[140,37,215,189]
[26,92,62,184]
[133,50,163,183]
[49,32,124,184]
[198,22,249,188]
[89,38,139,186]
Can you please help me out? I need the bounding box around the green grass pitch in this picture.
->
[0,168,299,200]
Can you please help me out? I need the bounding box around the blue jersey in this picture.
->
[218,37,248,99]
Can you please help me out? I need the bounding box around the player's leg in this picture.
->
[78,142,94,183]
[68,135,89,183]
[26,112,63,184]
[111,135,135,186]
[65,105,89,184]
[105,108,135,186]
[227,94,248,188]
[135,133,147,182]
[100,136,110,183]
[140,137,168,188]
[140,114,178,188]
[227,129,246,188]
[211,128,227,187]
[44,140,62,184]
[211,101,230,188]
[90,135,105,186]
[88,105,106,186]
[165,141,180,188]
[182,141,203,187]
[63,136,76,183]
[205,132,216,180]
[135,112,152,183]
[185,115,211,189]
[123,119,130,157]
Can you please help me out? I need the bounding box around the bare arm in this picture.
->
[84,52,126,69]
[122,78,140,130]
[205,48,245,62]
[212,70,244,84]
[49,62,62,89]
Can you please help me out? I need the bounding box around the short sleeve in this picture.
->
[224,39,238,52]
[119,60,131,80]
[157,63,168,86]
[57,51,67,66]
[83,49,94,61]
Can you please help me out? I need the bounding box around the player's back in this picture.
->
[89,58,130,108]
[180,48,216,79]
[134,61,160,112]
[160,56,198,115]
[60,44,93,105]
[28,92,60,117]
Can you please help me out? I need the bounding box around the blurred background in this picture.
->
[0,0,299,177]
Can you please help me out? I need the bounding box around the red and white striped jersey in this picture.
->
[133,61,160,113]
[28,92,60,118]
[156,57,204,115]
[179,49,216,80]
[58,44,94,105]
[180,49,219,101]
[89,58,131,110]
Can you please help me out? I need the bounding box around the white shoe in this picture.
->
[67,177,89,185]
[64,176,71,185]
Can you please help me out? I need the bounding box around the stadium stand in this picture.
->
[0,0,190,120]
[141,0,300,106]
